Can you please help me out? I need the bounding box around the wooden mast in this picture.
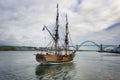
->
[55,4,59,54]
[65,14,69,55]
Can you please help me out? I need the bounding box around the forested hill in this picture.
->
[0,46,38,51]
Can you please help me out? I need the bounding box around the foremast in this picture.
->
[55,4,59,55]
[65,14,69,55]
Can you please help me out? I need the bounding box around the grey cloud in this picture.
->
[0,0,120,46]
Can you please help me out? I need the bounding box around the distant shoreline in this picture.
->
[0,46,39,51]
[0,50,38,51]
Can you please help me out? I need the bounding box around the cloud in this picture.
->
[68,0,120,45]
[105,22,120,30]
[0,0,120,46]
[89,25,120,45]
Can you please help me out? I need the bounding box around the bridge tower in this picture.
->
[75,45,79,51]
[99,44,103,52]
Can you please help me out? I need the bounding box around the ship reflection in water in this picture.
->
[35,62,75,80]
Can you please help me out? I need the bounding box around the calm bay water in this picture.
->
[0,51,120,80]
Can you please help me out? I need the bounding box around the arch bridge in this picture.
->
[75,40,100,51]
[72,40,117,51]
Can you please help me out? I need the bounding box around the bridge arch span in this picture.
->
[76,40,100,50]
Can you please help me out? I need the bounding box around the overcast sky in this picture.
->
[0,0,120,47]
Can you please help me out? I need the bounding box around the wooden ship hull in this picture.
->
[36,53,75,64]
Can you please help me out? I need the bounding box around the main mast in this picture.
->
[55,4,59,54]
[65,14,69,55]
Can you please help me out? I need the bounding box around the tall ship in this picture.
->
[36,4,76,64]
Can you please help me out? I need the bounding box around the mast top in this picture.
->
[66,14,68,25]
[57,3,58,8]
